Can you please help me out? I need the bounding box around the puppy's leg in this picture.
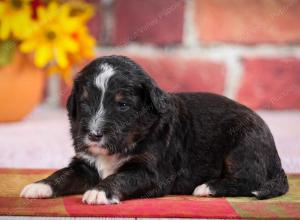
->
[20,158,99,198]
[82,163,159,205]
[194,151,262,198]
[193,178,255,197]
[194,137,278,198]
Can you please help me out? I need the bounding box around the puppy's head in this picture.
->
[67,55,170,156]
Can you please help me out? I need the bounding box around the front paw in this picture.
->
[20,183,53,198]
[193,183,212,197]
[82,189,120,205]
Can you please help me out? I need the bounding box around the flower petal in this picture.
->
[20,40,37,52]
[0,20,10,40]
[55,48,68,68]
[59,37,78,52]
[34,45,52,67]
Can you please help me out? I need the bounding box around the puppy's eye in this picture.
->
[80,102,91,114]
[117,102,130,112]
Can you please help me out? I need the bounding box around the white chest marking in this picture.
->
[77,153,130,179]
[95,154,128,178]
[89,63,115,132]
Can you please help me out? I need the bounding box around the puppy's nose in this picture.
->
[88,132,103,142]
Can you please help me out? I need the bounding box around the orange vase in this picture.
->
[0,51,45,122]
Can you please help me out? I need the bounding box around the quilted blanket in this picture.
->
[0,168,299,219]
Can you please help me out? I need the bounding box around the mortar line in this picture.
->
[182,0,198,47]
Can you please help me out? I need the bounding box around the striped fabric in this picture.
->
[0,168,299,219]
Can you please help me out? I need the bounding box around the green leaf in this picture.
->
[0,40,16,67]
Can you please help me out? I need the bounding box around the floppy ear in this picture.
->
[144,78,170,114]
[66,83,78,120]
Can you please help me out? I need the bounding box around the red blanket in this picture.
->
[0,168,299,218]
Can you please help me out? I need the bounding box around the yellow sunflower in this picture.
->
[20,2,81,68]
[0,0,33,40]
[48,27,96,85]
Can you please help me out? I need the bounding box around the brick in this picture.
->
[128,54,226,93]
[114,0,184,45]
[87,0,102,42]
[237,58,300,109]
[195,0,300,44]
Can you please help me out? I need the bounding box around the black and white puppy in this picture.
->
[20,55,288,204]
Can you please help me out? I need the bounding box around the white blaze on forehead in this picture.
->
[90,63,115,132]
[95,63,115,91]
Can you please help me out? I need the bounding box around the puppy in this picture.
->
[21,55,288,204]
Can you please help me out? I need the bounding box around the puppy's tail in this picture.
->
[252,169,289,200]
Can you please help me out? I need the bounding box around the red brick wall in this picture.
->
[61,0,300,110]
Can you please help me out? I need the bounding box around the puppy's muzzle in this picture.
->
[88,131,103,142]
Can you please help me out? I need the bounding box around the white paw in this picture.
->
[193,184,212,197]
[82,189,120,205]
[20,183,53,198]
